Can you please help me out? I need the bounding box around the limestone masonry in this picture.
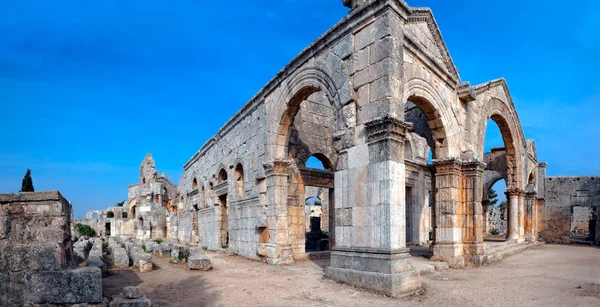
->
[26,0,599,299]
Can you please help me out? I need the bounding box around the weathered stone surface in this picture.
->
[123,286,142,299]
[129,246,152,267]
[138,259,153,273]
[86,258,109,277]
[22,267,103,304]
[188,254,212,271]
[112,247,130,268]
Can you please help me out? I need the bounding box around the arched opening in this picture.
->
[528,172,535,185]
[138,217,144,230]
[218,169,228,182]
[92,213,98,221]
[122,212,128,219]
[209,183,214,206]
[142,177,146,184]
[482,113,519,242]
[305,154,331,171]
[130,205,136,219]
[106,211,114,218]
[218,194,229,248]
[235,164,244,197]
[403,97,439,252]
[279,87,339,259]
[201,185,206,208]
[485,177,507,239]
[192,178,198,190]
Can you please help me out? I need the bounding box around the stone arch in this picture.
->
[483,171,505,201]
[192,177,198,190]
[403,78,455,159]
[477,98,525,189]
[303,153,333,171]
[218,168,228,182]
[234,163,244,197]
[273,66,346,160]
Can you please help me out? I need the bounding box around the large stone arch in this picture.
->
[477,98,525,190]
[272,66,347,161]
[402,78,458,159]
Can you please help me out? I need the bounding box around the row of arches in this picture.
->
[191,163,245,206]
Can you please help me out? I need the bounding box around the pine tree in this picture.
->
[20,169,35,192]
[489,188,499,206]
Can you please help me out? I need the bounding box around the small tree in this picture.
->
[20,169,34,192]
[488,188,499,207]
[499,200,507,220]
[75,223,97,237]
[116,201,125,207]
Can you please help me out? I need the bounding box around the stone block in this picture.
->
[86,258,109,277]
[139,259,153,273]
[123,286,142,299]
[7,244,62,272]
[129,246,151,267]
[170,244,189,263]
[22,267,102,304]
[112,247,130,268]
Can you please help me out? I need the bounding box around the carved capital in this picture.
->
[263,160,291,177]
[364,116,412,144]
[505,188,525,197]
[432,158,462,174]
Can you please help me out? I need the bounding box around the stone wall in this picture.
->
[0,191,102,306]
[542,176,600,244]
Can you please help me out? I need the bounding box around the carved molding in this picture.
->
[365,116,412,144]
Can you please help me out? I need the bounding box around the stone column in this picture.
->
[462,161,485,265]
[481,200,490,235]
[524,192,537,242]
[263,160,294,265]
[431,159,464,267]
[518,192,526,242]
[506,189,521,241]
[325,116,421,297]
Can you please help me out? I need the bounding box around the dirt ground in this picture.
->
[103,244,600,307]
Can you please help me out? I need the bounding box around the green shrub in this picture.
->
[75,223,97,237]
[201,246,208,251]
[153,238,163,244]
[121,243,126,249]
[141,244,147,252]
[490,228,500,236]
[102,242,109,250]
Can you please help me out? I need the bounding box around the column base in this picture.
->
[263,243,294,265]
[462,243,484,266]
[324,247,421,297]
[431,242,464,268]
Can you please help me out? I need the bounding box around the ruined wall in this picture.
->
[0,191,101,306]
[542,176,600,244]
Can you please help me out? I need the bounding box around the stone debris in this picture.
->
[110,286,152,307]
[139,259,153,273]
[188,247,212,271]
[171,244,190,264]
[112,247,130,268]
[129,246,152,268]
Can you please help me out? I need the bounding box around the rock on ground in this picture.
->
[112,247,129,268]
[188,247,212,271]
[139,259,153,273]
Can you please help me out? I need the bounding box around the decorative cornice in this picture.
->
[365,116,412,143]
[214,181,229,197]
[457,82,476,102]
[263,160,291,177]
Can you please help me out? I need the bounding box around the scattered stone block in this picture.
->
[23,267,103,305]
[86,258,109,277]
[129,246,152,267]
[188,247,212,271]
[112,247,130,268]
[123,286,142,299]
[139,259,153,272]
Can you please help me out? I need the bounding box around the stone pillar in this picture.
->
[462,161,485,265]
[481,200,490,235]
[263,160,294,265]
[325,117,421,297]
[524,192,537,242]
[506,189,521,241]
[518,192,526,242]
[431,159,464,267]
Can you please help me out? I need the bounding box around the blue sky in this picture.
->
[0,0,598,217]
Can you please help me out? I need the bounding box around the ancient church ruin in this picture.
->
[74,0,599,298]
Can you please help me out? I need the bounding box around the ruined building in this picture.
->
[76,0,599,298]
[176,0,546,296]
